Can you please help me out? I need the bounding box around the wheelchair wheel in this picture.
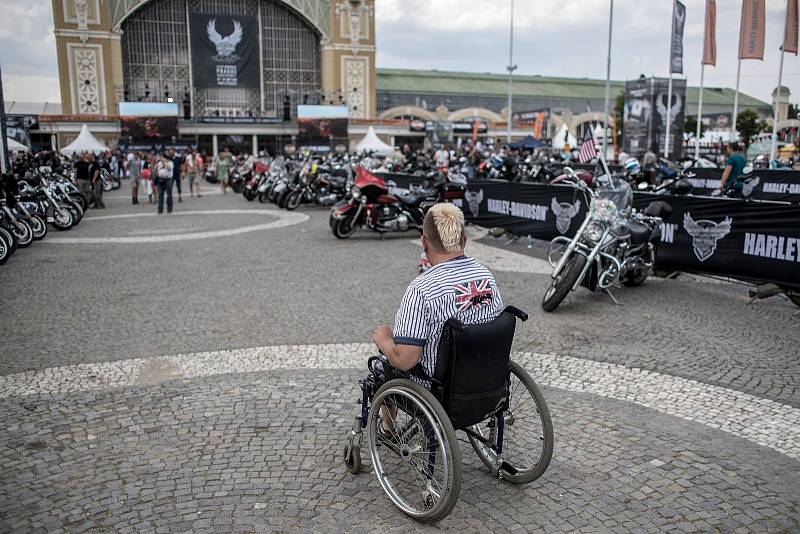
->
[468,361,553,484]
[367,379,462,523]
[343,445,361,475]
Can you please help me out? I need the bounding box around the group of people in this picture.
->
[125,149,205,214]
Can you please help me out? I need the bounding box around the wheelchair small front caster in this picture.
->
[343,444,361,475]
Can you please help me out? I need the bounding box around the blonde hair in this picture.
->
[423,203,466,253]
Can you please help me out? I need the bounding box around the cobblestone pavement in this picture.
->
[1,182,799,531]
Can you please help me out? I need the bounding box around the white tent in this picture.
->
[5,137,28,152]
[355,126,394,155]
[551,124,577,150]
[60,124,107,155]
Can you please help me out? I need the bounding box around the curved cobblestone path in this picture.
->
[0,185,798,532]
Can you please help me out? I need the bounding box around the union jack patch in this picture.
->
[454,279,494,312]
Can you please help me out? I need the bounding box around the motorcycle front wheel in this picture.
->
[285,190,303,211]
[30,215,47,240]
[243,188,257,201]
[276,189,291,208]
[12,220,34,248]
[52,208,75,231]
[332,215,359,239]
[0,232,10,265]
[542,254,586,312]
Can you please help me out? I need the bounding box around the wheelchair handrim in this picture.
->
[367,386,455,518]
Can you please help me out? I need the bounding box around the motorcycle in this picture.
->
[542,167,671,312]
[329,166,465,239]
[243,159,271,201]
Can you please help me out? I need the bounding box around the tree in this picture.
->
[684,116,706,139]
[736,109,759,145]
[755,120,771,134]
[789,103,799,120]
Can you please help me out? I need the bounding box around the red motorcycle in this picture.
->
[329,167,465,239]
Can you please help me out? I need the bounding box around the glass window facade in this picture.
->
[121,0,321,118]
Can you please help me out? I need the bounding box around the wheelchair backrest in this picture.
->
[434,307,523,429]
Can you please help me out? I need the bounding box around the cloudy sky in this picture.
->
[1,0,797,105]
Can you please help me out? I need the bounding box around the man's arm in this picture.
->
[372,325,423,371]
[719,164,732,190]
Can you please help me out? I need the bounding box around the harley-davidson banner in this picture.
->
[379,173,800,290]
[190,14,259,89]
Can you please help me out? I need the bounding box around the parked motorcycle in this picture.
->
[542,168,671,311]
[329,167,465,239]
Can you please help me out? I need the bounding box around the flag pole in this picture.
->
[770,0,790,163]
[664,0,677,159]
[0,60,9,175]
[695,64,705,160]
[506,0,516,144]
[602,0,615,159]
[732,57,742,140]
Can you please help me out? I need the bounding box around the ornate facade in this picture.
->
[52,0,376,118]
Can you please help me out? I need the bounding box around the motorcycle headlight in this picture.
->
[584,222,604,244]
[351,186,361,199]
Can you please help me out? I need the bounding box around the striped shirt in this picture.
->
[393,256,504,385]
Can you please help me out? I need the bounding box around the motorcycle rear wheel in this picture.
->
[332,216,359,239]
[622,267,649,287]
[542,254,586,312]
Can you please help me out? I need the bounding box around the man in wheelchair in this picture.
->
[370,202,503,386]
[343,203,554,523]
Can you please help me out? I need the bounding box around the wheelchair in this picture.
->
[343,306,554,523]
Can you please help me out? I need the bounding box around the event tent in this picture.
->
[509,134,546,150]
[5,137,28,152]
[551,124,577,150]
[60,124,107,155]
[354,126,394,155]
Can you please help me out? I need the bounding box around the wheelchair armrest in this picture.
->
[504,305,528,322]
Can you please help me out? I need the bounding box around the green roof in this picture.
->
[376,68,771,110]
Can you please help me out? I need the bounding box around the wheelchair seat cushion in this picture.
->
[434,310,517,429]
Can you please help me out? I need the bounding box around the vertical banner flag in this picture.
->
[671,1,687,73]
[532,112,545,140]
[739,0,766,60]
[190,14,260,89]
[785,0,799,54]
[703,0,717,65]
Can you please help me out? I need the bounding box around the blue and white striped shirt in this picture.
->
[393,256,504,383]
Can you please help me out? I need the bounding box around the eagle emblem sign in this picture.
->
[465,189,483,219]
[551,198,581,234]
[207,19,243,62]
[683,212,732,262]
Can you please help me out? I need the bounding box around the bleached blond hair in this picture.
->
[423,203,466,254]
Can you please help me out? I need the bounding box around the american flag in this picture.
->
[578,127,598,164]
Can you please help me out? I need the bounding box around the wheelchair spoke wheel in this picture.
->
[367,379,461,523]
[468,361,553,484]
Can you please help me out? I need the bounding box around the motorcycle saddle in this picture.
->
[397,191,429,207]
[627,220,653,245]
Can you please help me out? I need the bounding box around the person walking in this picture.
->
[73,152,96,206]
[91,153,106,209]
[170,148,183,203]
[185,149,201,197]
[129,152,142,204]
[217,148,231,194]
[155,153,174,214]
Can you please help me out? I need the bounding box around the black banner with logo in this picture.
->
[633,193,800,290]
[685,169,800,203]
[377,172,800,289]
[190,14,259,89]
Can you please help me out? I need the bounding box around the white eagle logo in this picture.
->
[683,212,732,262]
[207,19,243,60]
[464,189,483,218]
[551,198,581,234]
[742,176,760,197]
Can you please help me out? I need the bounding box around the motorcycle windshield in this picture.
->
[595,175,632,211]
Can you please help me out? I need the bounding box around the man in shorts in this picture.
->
[185,149,201,197]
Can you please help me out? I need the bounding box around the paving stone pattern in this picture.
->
[1,369,798,533]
